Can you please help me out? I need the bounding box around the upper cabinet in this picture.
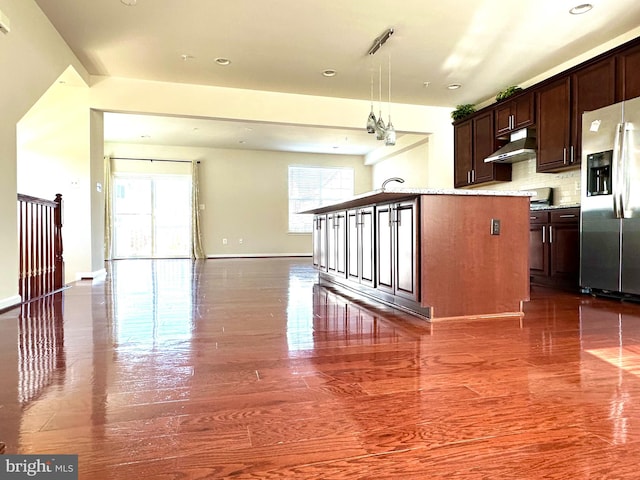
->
[453,37,640,180]
[536,57,615,173]
[494,91,535,137]
[616,42,640,101]
[536,77,572,172]
[453,111,511,188]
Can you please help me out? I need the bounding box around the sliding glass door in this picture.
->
[113,175,191,258]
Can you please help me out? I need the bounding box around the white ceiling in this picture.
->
[35,0,640,155]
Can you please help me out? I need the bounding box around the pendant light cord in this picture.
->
[388,54,392,119]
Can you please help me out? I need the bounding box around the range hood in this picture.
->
[484,128,536,163]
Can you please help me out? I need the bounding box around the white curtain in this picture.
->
[103,156,113,261]
[191,160,205,259]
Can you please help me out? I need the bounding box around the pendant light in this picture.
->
[385,54,396,146]
[366,71,377,134]
[375,64,386,140]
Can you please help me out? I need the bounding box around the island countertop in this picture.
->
[300,188,534,214]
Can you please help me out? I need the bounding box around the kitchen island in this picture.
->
[304,189,532,321]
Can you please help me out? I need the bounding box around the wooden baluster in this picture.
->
[54,194,64,291]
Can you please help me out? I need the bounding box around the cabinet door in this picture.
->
[529,224,549,276]
[572,57,616,162]
[549,209,580,285]
[327,212,337,274]
[494,103,513,137]
[512,92,535,130]
[335,211,347,276]
[550,223,580,283]
[473,110,511,184]
[376,204,394,295]
[313,215,327,271]
[360,206,376,287]
[616,42,640,101]
[454,120,473,187]
[346,209,359,282]
[394,200,419,301]
[536,77,572,172]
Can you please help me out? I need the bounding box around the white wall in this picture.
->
[17,67,93,283]
[0,0,89,307]
[105,143,373,256]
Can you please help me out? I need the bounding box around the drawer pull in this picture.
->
[559,214,576,218]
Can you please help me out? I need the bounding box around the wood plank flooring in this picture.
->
[2,257,640,478]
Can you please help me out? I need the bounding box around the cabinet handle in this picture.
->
[549,225,553,244]
[510,114,514,130]
[542,226,546,244]
[472,170,475,183]
[570,145,575,164]
[559,214,576,218]
[563,148,567,165]
[467,171,471,184]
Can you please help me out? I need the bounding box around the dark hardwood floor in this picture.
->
[2,257,640,478]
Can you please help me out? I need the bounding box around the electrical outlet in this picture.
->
[491,219,501,235]
[239,238,243,244]
[222,238,228,245]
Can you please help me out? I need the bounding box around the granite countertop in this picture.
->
[300,188,533,214]
[530,203,581,211]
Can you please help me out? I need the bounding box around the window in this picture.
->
[288,165,354,233]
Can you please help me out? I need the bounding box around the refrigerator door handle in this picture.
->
[621,122,633,219]
[613,123,624,219]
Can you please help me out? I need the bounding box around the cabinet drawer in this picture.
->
[550,208,580,223]
[529,211,550,224]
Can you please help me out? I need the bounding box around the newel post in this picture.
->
[54,194,64,290]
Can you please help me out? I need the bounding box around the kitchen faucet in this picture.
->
[381,177,405,190]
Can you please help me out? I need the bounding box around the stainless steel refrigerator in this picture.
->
[580,96,640,296]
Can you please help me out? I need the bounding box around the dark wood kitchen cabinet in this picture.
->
[376,199,419,302]
[346,206,375,288]
[571,57,616,164]
[494,91,534,137]
[529,207,580,290]
[536,58,615,173]
[616,41,640,101]
[326,210,347,277]
[453,119,473,187]
[454,111,511,187]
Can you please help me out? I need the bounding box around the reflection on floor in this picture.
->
[2,258,640,478]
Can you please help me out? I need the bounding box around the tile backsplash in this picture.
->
[471,158,581,205]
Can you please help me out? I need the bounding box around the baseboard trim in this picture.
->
[76,268,107,281]
[0,294,22,313]
[207,254,312,259]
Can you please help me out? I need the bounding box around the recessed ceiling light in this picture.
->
[120,0,137,6]
[569,3,593,14]
[215,58,231,66]
[447,83,462,90]
[322,69,337,77]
